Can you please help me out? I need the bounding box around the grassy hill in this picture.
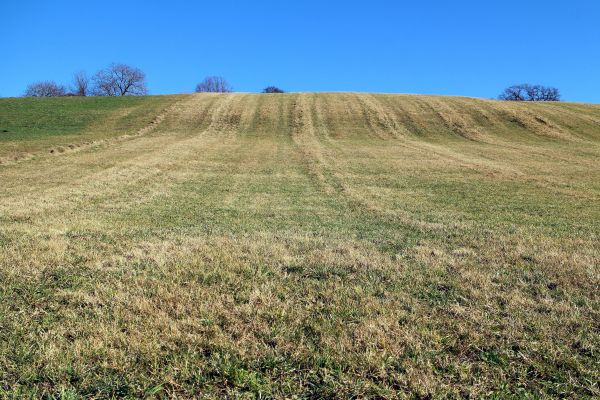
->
[1,93,599,398]
[0,95,181,162]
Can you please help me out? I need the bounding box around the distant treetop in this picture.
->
[23,63,147,97]
[92,64,147,96]
[499,84,560,102]
[263,86,285,93]
[196,76,232,93]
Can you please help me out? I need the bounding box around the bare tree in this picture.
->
[498,85,527,101]
[263,86,285,93]
[499,84,560,101]
[71,71,89,96]
[195,76,232,93]
[92,63,147,96]
[538,86,560,101]
[524,84,541,101]
[24,81,66,97]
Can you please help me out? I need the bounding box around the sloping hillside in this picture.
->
[2,93,600,161]
[1,93,599,398]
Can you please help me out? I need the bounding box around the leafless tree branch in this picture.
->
[71,71,89,96]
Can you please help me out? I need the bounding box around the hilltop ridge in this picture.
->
[2,93,599,165]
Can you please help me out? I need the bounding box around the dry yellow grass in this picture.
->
[0,93,599,398]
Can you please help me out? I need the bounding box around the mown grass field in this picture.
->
[0,93,599,398]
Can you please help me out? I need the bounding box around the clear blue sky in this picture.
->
[1,1,599,102]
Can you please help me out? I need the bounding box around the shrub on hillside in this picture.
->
[24,81,66,97]
[263,86,285,93]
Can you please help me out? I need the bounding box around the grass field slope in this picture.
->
[1,93,599,398]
